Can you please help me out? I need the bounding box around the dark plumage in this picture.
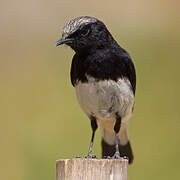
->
[56,16,136,164]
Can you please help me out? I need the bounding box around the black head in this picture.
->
[56,16,113,53]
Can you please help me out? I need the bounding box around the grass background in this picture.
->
[1,0,180,179]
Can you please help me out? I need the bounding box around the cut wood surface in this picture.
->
[56,158,128,180]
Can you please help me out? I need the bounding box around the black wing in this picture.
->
[123,56,136,95]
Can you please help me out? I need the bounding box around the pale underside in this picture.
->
[75,76,134,145]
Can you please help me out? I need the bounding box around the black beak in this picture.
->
[56,37,72,46]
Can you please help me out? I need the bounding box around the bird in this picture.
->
[56,16,136,164]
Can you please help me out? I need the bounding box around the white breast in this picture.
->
[75,76,134,123]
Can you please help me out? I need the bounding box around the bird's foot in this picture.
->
[76,153,97,159]
[111,152,122,159]
[123,156,129,161]
[75,156,81,158]
[110,152,129,161]
[103,156,111,159]
[84,154,97,159]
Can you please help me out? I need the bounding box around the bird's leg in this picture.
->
[86,116,98,158]
[112,114,121,159]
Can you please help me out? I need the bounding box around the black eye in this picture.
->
[80,28,90,37]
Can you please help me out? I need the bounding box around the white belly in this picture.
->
[75,77,134,123]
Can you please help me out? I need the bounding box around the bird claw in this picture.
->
[112,153,121,159]
[103,156,111,159]
[84,154,97,159]
[75,156,81,158]
[123,156,129,160]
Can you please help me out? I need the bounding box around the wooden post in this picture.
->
[56,158,128,180]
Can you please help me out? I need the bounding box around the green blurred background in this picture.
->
[1,0,180,179]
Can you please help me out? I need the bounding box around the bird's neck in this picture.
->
[73,32,119,55]
[75,40,119,56]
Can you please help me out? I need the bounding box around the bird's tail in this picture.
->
[101,127,134,164]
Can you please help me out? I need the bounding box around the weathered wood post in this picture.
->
[56,158,128,180]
